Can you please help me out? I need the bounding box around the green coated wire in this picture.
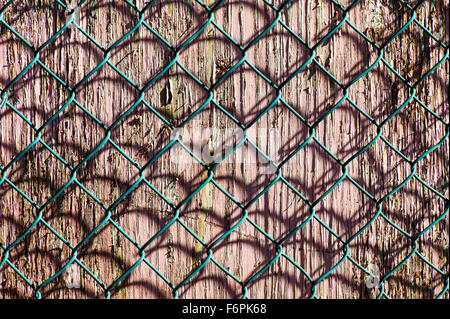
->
[0,0,448,299]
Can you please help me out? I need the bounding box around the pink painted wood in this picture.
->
[0,0,448,298]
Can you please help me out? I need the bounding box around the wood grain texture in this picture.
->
[0,0,448,299]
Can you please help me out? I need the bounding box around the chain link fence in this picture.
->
[0,0,448,298]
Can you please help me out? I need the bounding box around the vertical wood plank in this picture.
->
[0,0,448,299]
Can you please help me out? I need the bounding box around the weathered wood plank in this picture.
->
[0,0,448,299]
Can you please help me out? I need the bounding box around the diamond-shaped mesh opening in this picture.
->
[6,63,69,129]
[246,22,310,86]
[0,106,35,167]
[381,177,447,237]
[5,223,73,298]
[143,0,210,48]
[251,102,309,165]
[112,182,175,247]
[414,59,449,123]
[211,219,279,296]
[213,62,278,126]
[0,184,36,246]
[315,22,379,87]
[247,179,311,241]
[76,221,141,297]
[40,101,106,167]
[77,141,141,208]
[176,260,242,298]
[382,100,447,162]
[111,103,171,166]
[346,138,411,201]
[313,179,377,243]
[280,62,345,125]
[114,261,174,298]
[143,142,209,209]
[281,141,343,204]
[77,0,140,50]
[42,184,107,246]
[142,63,211,127]
[282,218,346,293]
[244,255,314,298]
[311,257,370,298]
[0,0,448,300]
[383,21,447,86]
[7,143,72,208]
[39,25,105,89]
[415,139,449,195]
[0,24,34,90]
[213,1,277,48]
[213,139,279,207]
[75,63,139,127]
[347,60,411,123]
[178,22,241,87]
[143,221,209,290]
[108,23,169,89]
[314,99,377,163]
[0,0,66,49]
[278,0,342,49]
[174,113,244,166]
[109,102,172,168]
[179,181,243,247]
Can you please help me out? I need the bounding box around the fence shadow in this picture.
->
[0,0,448,299]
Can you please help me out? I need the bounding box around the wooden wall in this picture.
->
[0,0,448,298]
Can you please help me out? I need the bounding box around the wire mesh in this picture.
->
[0,0,448,299]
